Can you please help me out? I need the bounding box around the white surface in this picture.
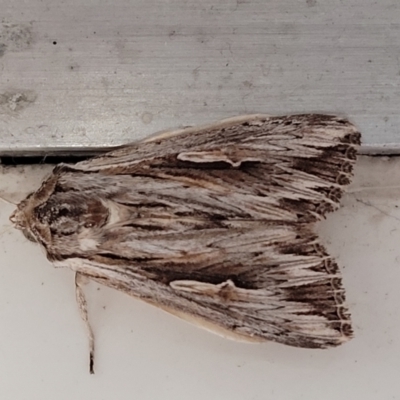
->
[0,157,400,399]
[1,0,400,154]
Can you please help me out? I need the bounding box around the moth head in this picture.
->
[10,194,80,245]
[10,197,30,230]
[9,197,39,243]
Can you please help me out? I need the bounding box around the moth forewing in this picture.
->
[10,114,360,371]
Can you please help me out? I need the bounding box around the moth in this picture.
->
[10,114,361,373]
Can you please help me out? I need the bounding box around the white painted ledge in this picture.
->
[0,156,400,398]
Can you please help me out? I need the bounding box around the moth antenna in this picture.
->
[0,195,17,206]
[75,273,95,374]
[0,224,15,237]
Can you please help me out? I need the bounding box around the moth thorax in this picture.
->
[35,196,108,235]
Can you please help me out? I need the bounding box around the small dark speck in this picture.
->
[53,41,57,45]
[0,43,6,57]
[93,31,96,34]
[97,287,100,291]
[368,59,372,63]
[242,80,253,88]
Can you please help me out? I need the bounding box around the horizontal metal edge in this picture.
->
[2,144,400,162]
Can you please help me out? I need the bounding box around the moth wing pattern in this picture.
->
[16,114,361,349]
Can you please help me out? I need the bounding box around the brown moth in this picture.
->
[10,114,361,373]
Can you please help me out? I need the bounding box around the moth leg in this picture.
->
[75,272,95,374]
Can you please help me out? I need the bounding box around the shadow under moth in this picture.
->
[10,114,361,373]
